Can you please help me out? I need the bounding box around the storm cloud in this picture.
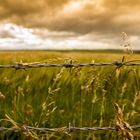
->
[0,0,140,50]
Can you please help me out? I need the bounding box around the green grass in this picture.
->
[0,51,140,139]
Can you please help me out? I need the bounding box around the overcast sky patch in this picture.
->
[0,0,140,50]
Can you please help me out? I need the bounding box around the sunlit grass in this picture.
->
[0,51,140,139]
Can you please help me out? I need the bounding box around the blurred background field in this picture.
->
[0,51,140,139]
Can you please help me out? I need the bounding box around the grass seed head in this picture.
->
[24,104,33,116]
[0,92,5,101]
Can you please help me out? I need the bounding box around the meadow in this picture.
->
[0,51,140,139]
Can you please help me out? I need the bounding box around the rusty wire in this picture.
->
[0,60,140,70]
[0,125,140,133]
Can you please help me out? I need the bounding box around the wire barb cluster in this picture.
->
[0,60,140,70]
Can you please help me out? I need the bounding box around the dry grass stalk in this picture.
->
[114,103,134,140]
[121,32,133,54]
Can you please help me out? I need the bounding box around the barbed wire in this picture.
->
[1,60,140,70]
[0,125,140,133]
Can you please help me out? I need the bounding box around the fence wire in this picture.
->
[1,60,140,70]
[0,125,140,133]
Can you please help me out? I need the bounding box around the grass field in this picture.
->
[0,51,140,139]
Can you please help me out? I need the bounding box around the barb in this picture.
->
[0,60,140,70]
[0,125,139,133]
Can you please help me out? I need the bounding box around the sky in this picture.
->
[0,0,140,50]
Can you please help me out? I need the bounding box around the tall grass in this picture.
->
[0,51,140,139]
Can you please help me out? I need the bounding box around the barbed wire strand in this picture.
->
[0,125,139,133]
[1,60,140,70]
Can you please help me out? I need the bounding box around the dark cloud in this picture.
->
[0,0,69,19]
[44,0,140,36]
[103,0,140,8]
[0,0,140,37]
